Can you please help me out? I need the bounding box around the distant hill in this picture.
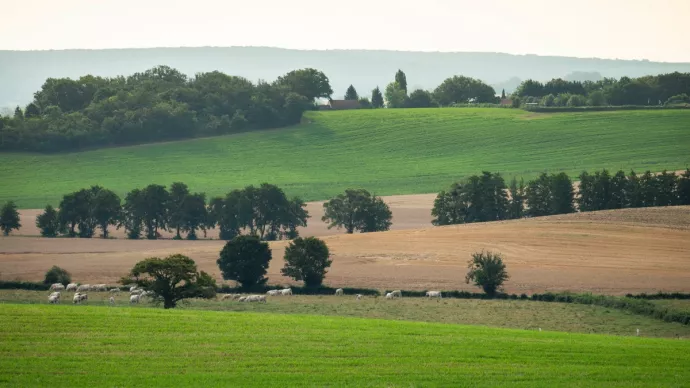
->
[2,47,690,108]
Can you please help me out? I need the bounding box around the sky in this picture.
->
[3,0,689,62]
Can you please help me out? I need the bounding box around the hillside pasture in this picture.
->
[2,207,689,295]
[1,108,689,208]
[1,304,689,387]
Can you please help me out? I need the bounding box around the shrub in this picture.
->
[465,251,509,297]
[43,266,71,286]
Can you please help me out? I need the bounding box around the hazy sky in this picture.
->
[3,0,689,62]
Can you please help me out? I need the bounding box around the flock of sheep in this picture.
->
[47,283,444,305]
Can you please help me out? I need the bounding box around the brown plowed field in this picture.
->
[2,198,689,295]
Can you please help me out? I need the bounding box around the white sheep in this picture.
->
[335,288,344,296]
[50,283,65,291]
[66,283,78,291]
[245,295,267,303]
[130,294,140,304]
[385,292,394,299]
[49,291,61,298]
[109,288,120,294]
[72,293,87,304]
[266,290,280,296]
[237,296,247,302]
[425,291,442,299]
[280,288,292,296]
[356,294,363,300]
[391,290,402,298]
[77,284,91,292]
[129,286,138,292]
[232,294,242,300]
[48,295,60,304]
[130,289,143,295]
[94,284,108,292]
[109,296,115,305]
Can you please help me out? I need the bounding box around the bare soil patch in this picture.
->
[2,202,689,295]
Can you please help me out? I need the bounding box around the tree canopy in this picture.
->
[0,201,21,236]
[322,189,392,234]
[281,237,332,288]
[344,85,359,101]
[433,76,497,105]
[371,87,384,108]
[217,235,272,290]
[465,251,509,296]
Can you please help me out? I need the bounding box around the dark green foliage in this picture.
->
[322,189,392,233]
[549,173,576,214]
[13,106,23,119]
[525,173,574,217]
[394,70,408,94]
[217,235,272,290]
[357,97,372,108]
[407,89,436,108]
[501,89,506,99]
[281,237,332,287]
[579,169,683,211]
[168,182,190,239]
[24,103,40,118]
[433,76,497,105]
[43,266,71,286]
[678,169,690,205]
[0,201,21,236]
[276,68,333,101]
[384,82,407,108]
[138,184,170,239]
[511,97,521,108]
[371,87,384,108]
[508,178,525,219]
[122,254,216,309]
[92,187,121,238]
[432,172,510,225]
[344,85,358,101]
[179,192,208,240]
[35,205,60,237]
[465,251,509,297]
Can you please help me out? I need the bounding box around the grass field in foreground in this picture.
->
[2,108,689,208]
[0,305,688,387]
[2,291,690,338]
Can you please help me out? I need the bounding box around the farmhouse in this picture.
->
[319,99,361,110]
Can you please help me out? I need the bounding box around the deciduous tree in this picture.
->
[465,251,509,297]
[281,237,332,287]
[217,235,272,290]
[0,201,21,236]
[322,189,392,233]
[36,205,61,237]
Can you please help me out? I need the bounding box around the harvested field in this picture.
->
[2,204,689,295]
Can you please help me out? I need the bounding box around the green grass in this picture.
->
[2,108,689,208]
[0,304,688,387]
[2,291,690,338]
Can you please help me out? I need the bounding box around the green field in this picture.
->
[2,108,689,208]
[1,304,688,387]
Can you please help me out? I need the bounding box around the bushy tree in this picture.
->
[281,237,332,287]
[322,189,392,233]
[431,172,510,225]
[0,201,21,236]
[407,89,436,108]
[394,69,408,94]
[525,173,574,217]
[588,90,606,106]
[566,94,586,107]
[44,266,71,286]
[275,68,333,100]
[549,173,576,214]
[434,76,497,105]
[217,235,272,290]
[92,187,121,238]
[371,87,384,108]
[358,97,372,108]
[180,192,208,240]
[541,94,556,106]
[168,182,190,239]
[344,85,359,101]
[36,205,61,237]
[121,254,216,309]
[384,82,407,108]
[465,251,509,297]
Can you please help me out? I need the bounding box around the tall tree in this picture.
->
[121,189,145,239]
[508,177,525,219]
[433,76,497,105]
[525,173,553,217]
[58,193,80,237]
[394,70,408,94]
[501,89,506,99]
[0,201,21,236]
[281,237,332,288]
[180,192,208,240]
[465,251,509,297]
[384,82,407,108]
[344,85,359,101]
[217,235,272,290]
[36,205,61,237]
[549,173,576,215]
[322,189,392,233]
[121,254,216,309]
[140,184,171,239]
[13,106,23,120]
[24,103,40,118]
[431,172,510,225]
[275,68,333,100]
[407,89,436,108]
[371,87,384,108]
[168,182,190,239]
[92,187,121,238]
[678,169,690,205]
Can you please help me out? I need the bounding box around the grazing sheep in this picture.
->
[266,290,280,296]
[49,291,61,298]
[50,283,65,291]
[231,294,242,300]
[391,290,402,298]
[77,284,91,292]
[48,295,60,304]
[238,296,247,302]
[109,288,120,294]
[245,295,267,303]
[335,288,344,296]
[73,293,87,304]
[385,292,394,299]
[356,294,363,300]
[109,296,115,305]
[130,289,143,295]
[221,294,233,300]
[425,291,442,299]
[94,284,108,292]
[280,288,292,296]
[130,294,141,304]
[66,283,78,291]
[129,286,138,292]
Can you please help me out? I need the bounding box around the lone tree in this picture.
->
[344,85,359,101]
[217,235,272,290]
[394,69,408,94]
[465,251,509,297]
[44,266,71,286]
[36,205,61,237]
[0,201,21,236]
[322,189,392,234]
[121,254,216,309]
[371,87,384,108]
[281,237,332,288]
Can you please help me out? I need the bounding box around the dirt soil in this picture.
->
[2,196,689,295]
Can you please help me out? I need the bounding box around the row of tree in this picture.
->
[513,72,690,106]
[432,169,690,225]
[1,184,394,239]
[0,66,332,152]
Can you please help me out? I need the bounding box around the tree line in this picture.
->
[0,184,393,238]
[432,169,690,226]
[0,66,332,152]
[512,72,690,107]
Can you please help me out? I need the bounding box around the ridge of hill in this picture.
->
[3,46,690,108]
[1,108,689,208]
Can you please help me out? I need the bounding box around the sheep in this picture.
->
[130,294,141,304]
[425,291,442,299]
[66,283,78,291]
[48,295,60,304]
[94,284,108,292]
[385,292,394,299]
[109,288,120,294]
[109,296,115,305]
[129,286,138,292]
[77,284,91,292]
[130,289,143,295]
[49,291,61,299]
[245,295,267,303]
[232,294,242,300]
[221,294,233,300]
[50,283,65,291]
[79,294,88,302]
[280,288,292,296]
[356,294,363,300]
[73,293,87,304]
[266,290,280,296]
[391,290,402,298]
[237,296,247,302]
[335,288,344,296]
